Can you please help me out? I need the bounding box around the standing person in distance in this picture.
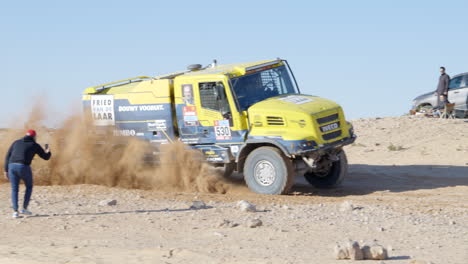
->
[4,130,51,218]
[435,66,451,109]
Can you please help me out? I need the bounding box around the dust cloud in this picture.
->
[0,104,230,194]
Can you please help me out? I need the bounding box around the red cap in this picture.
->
[26,129,37,137]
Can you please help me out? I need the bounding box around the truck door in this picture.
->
[195,79,246,144]
[175,77,248,145]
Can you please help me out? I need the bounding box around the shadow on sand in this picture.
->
[25,206,212,219]
[290,164,468,196]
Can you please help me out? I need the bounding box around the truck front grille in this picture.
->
[322,130,342,141]
[317,113,339,124]
[266,116,285,126]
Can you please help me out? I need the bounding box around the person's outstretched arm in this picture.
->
[35,143,51,160]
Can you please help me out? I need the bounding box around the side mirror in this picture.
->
[223,112,233,126]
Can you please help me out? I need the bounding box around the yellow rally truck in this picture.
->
[83,59,356,195]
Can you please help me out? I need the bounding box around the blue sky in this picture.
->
[1,0,467,127]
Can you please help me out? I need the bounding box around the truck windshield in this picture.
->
[230,65,299,111]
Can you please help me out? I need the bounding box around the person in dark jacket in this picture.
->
[4,130,51,218]
[435,66,451,109]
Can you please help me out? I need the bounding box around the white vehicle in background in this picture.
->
[412,72,468,118]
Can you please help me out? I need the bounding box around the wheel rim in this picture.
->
[254,160,276,186]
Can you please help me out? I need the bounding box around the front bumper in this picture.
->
[292,135,357,156]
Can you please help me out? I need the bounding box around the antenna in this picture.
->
[211,59,217,68]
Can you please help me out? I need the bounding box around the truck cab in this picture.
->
[82,59,356,195]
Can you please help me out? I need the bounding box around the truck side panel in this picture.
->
[82,79,176,143]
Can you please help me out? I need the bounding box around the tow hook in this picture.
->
[302,156,317,169]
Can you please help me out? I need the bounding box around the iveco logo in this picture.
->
[320,122,339,133]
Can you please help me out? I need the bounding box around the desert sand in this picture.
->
[0,116,467,264]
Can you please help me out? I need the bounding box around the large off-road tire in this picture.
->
[244,146,294,195]
[304,151,348,188]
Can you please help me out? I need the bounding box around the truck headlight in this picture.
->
[300,141,317,148]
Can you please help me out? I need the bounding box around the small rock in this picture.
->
[334,240,363,260]
[370,245,388,260]
[347,240,364,260]
[362,244,388,260]
[190,200,207,210]
[98,199,117,206]
[246,218,262,228]
[339,201,354,212]
[361,245,372,259]
[218,219,239,228]
[281,205,290,210]
[334,244,348,260]
[213,232,226,238]
[237,200,256,212]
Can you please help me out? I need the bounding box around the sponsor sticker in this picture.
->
[214,120,231,140]
[91,95,115,126]
[180,137,200,144]
[183,106,199,126]
[182,84,195,105]
[118,105,164,112]
[113,129,136,136]
[206,157,224,162]
[148,120,167,131]
[278,95,314,105]
[183,106,197,116]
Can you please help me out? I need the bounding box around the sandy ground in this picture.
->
[0,116,467,264]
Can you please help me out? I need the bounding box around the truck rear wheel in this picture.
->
[244,147,294,195]
[304,151,348,188]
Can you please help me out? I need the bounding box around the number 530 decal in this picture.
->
[214,120,231,140]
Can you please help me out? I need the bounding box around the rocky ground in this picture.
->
[0,116,467,264]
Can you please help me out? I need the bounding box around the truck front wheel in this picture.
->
[244,147,294,195]
[303,151,348,188]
